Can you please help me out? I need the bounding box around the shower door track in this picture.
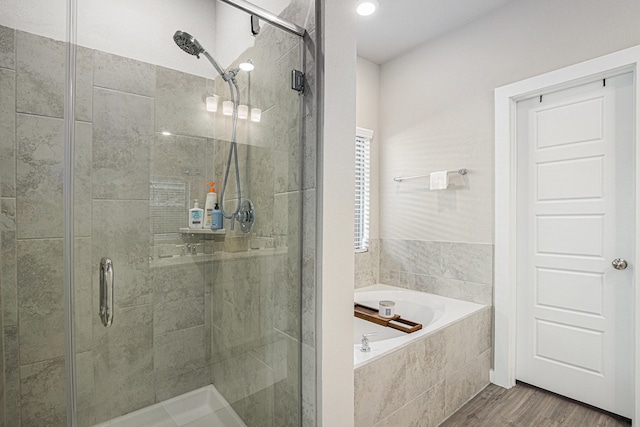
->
[219,0,306,37]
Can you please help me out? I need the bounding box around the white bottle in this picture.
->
[189,199,204,229]
[204,182,218,228]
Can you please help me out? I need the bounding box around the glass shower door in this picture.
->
[0,1,73,425]
[71,1,307,426]
[0,0,310,424]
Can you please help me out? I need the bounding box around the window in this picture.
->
[355,128,373,252]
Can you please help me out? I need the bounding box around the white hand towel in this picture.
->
[430,170,448,190]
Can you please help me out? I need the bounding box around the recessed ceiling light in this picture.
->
[356,0,378,16]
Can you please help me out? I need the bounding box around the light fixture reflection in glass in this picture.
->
[239,59,254,72]
[161,131,171,136]
[238,104,249,120]
[206,95,219,112]
[222,101,234,116]
[250,108,262,122]
[356,0,378,16]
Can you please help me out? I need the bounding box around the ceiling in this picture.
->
[357,0,514,64]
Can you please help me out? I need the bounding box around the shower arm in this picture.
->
[219,0,306,37]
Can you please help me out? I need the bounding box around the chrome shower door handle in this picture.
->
[99,258,114,327]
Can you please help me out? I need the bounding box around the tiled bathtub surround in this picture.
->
[379,239,493,305]
[0,2,317,423]
[354,306,492,426]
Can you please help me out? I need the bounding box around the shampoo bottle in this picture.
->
[189,199,204,229]
[204,182,217,228]
[210,202,223,230]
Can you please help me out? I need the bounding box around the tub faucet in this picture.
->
[360,332,379,352]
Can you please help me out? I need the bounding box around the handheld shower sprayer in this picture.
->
[173,31,231,82]
[173,30,254,233]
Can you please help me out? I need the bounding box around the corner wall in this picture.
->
[318,1,357,425]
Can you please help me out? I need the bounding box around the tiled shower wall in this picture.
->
[355,239,493,306]
[0,26,218,424]
[207,2,318,422]
[0,1,317,422]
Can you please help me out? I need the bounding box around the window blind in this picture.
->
[355,134,370,252]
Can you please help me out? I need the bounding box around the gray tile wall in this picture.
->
[0,6,316,424]
[355,239,380,288]
[354,306,492,426]
[378,239,494,305]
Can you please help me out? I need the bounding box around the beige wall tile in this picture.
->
[3,326,20,423]
[0,25,15,70]
[156,67,207,138]
[92,88,153,200]
[92,304,154,423]
[16,114,64,238]
[17,239,65,365]
[154,326,209,401]
[94,50,156,97]
[76,350,96,426]
[153,297,204,336]
[20,357,67,426]
[405,329,447,398]
[1,198,17,327]
[74,121,93,237]
[354,348,408,426]
[16,31,64,118]
[444,349,491,417]
[376,381,446,427]
[0,68,15,197]
[355,238,380,288]
[74,238,93,353]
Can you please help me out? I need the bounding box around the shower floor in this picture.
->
[94,385,246,427]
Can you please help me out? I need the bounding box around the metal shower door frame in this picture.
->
[219,0,307,37]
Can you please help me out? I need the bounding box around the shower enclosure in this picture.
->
[0,0,316,425]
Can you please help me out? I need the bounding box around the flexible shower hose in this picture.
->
[219,77,242,221]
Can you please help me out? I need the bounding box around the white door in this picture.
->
[515,72,634,418]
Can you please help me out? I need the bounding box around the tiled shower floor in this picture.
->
[94,385,246,427]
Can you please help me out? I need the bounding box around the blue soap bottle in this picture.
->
[210,203,223,230]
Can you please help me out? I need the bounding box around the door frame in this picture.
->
[493,45,640,423]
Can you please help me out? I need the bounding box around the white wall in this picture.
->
[356,56,379,240]
[0,0,292,78]
[319,1,356,425]
[379,0,640,244]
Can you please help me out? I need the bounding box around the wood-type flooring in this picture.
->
[439,382,631,427]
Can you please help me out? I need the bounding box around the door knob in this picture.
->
[612,258,628,270]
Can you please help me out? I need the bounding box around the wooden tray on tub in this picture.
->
[354,303,422,333]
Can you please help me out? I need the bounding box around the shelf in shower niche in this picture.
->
[179,228,227,235]
[354,303,422,334]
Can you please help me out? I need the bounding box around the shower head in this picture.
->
[173,31,204,58]
[173,30,230,81]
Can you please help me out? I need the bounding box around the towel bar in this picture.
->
[393,168,467,182]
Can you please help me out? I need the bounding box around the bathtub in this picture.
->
[354,284,486,368]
